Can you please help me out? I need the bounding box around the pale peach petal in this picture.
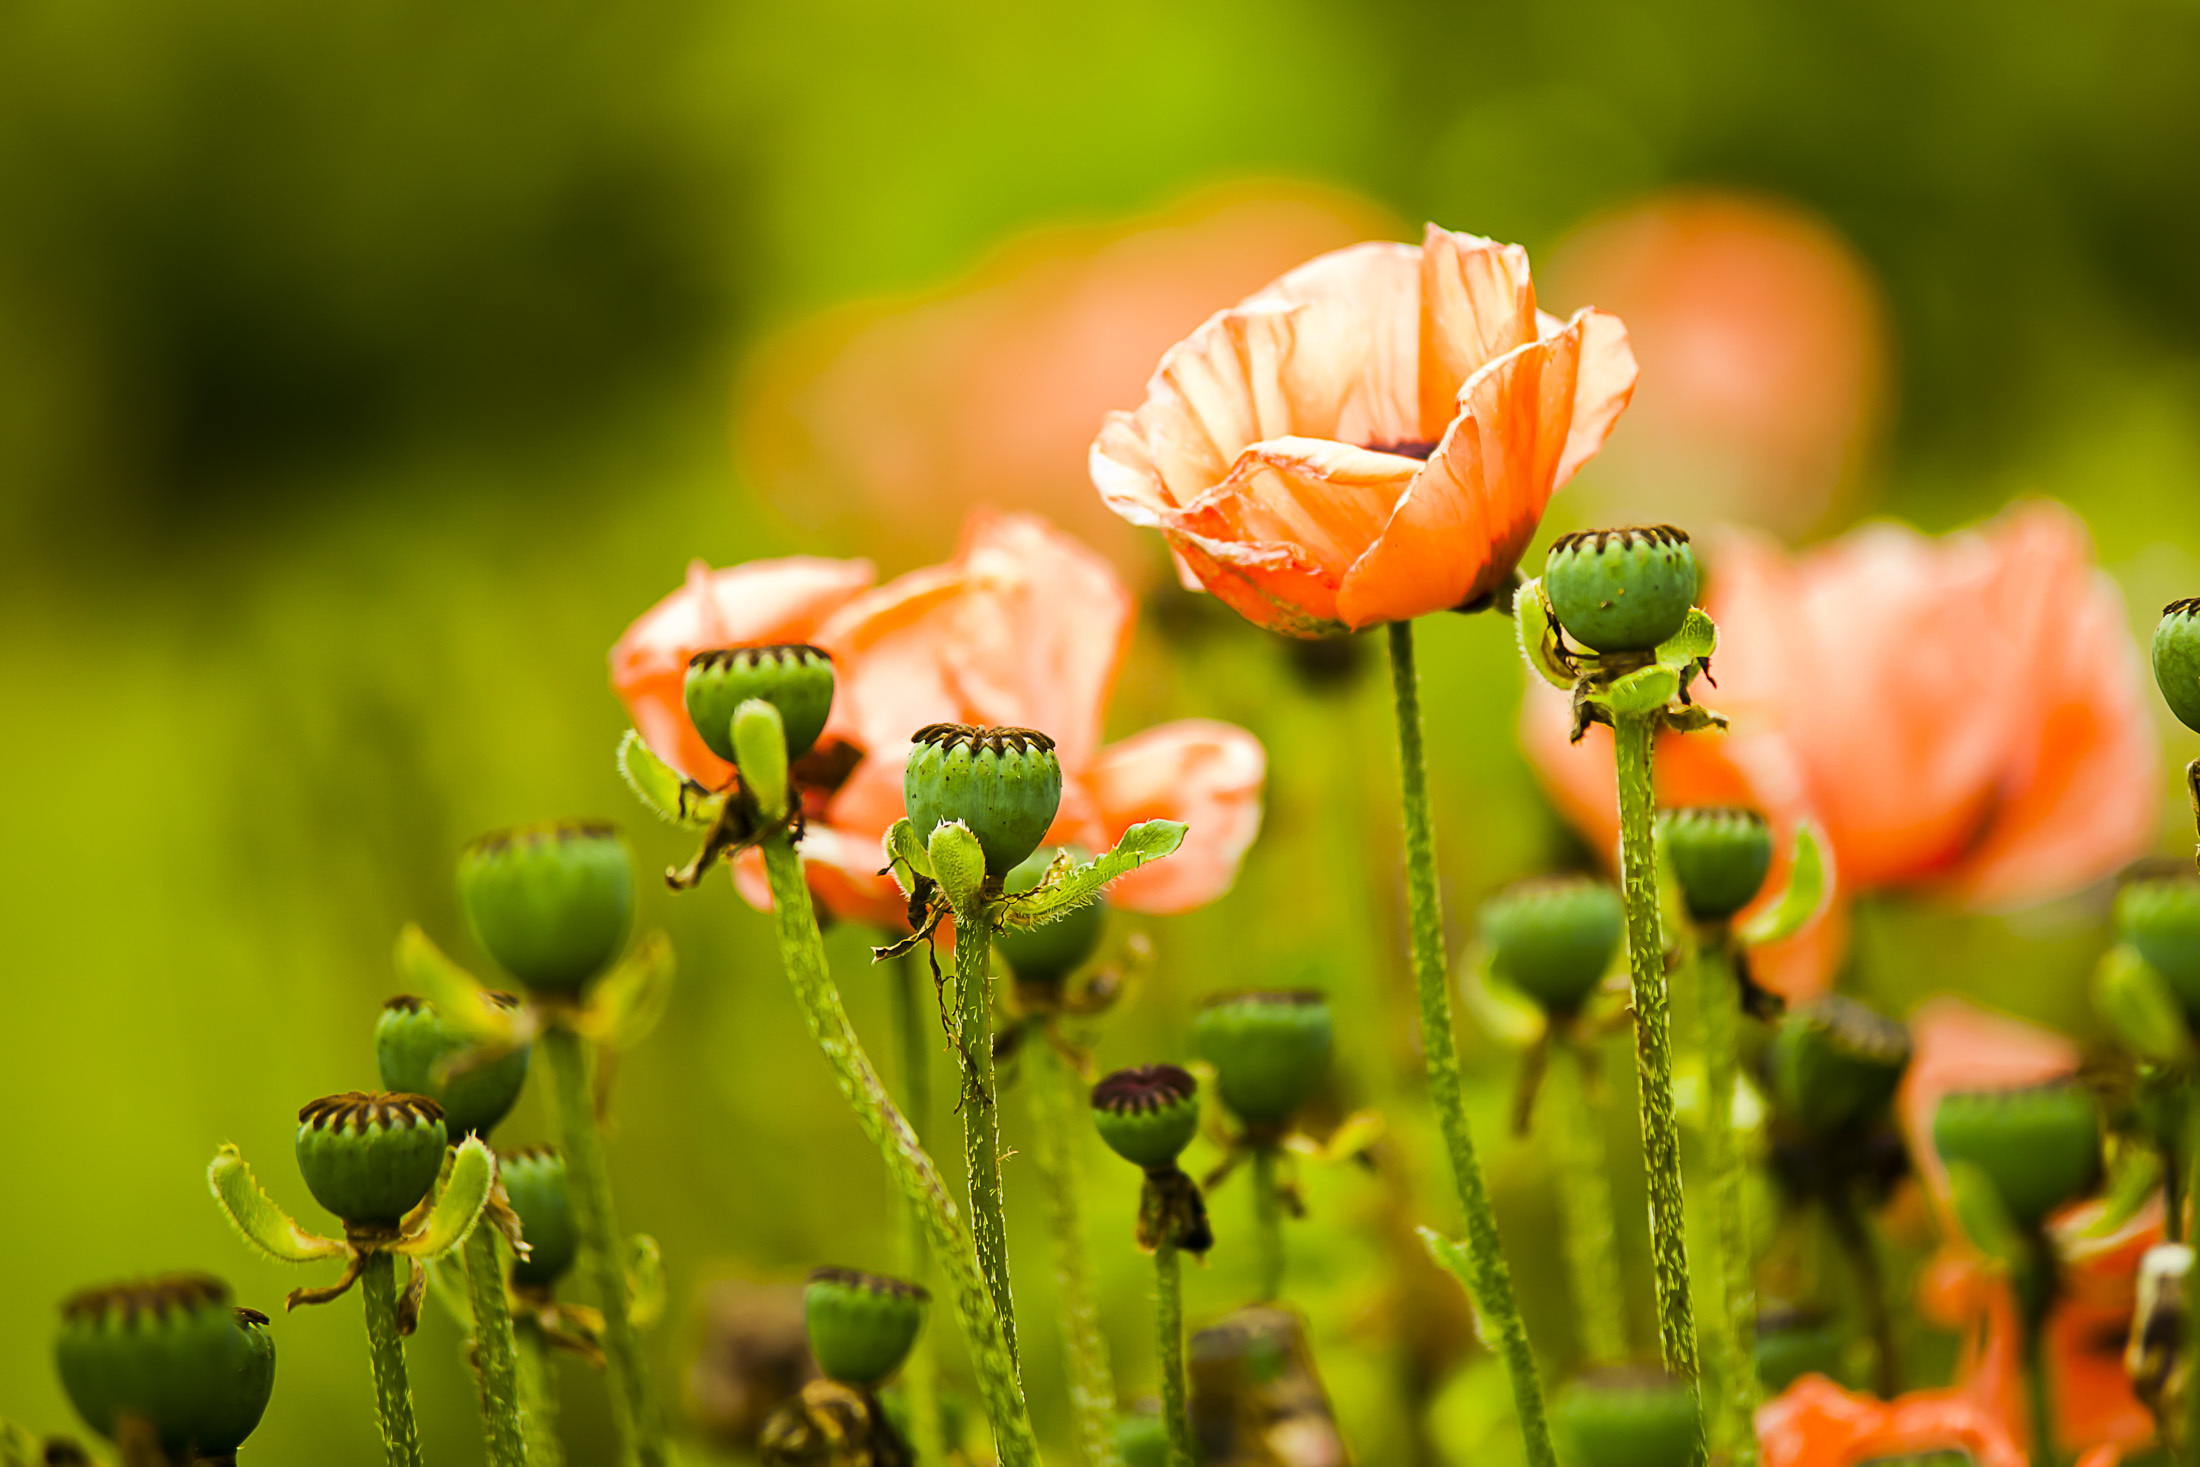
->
[730,824,907,931]
[1551,308,1640,486]
[1080,720,1267,913]
[1898,997,2079,1234]
[1415,225,1537,437]
[1242,241,1425,447]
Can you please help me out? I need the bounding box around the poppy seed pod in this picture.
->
[293,1092,448,1228]
[802,1268,929,1388]
[1933,1081,2103,1231]
[375,994,531,1141]
[501,1145,579,1290]
[1550,1368,1704,1467]
[54,1275,275,1461]
[1659,808,1774,923]
[902,724,1063,877]
[1767,996,1911,1139]
[994,845,1105,987]
[1091,1065,1201,1172]
[1479,876,1624,1016]
[1543,525,1700,654]
[1192,990,1332,1131]
[459,821,635,994]
[2153,598,2200,734]
[685,644,837,764]
[2117,874,2200,1018]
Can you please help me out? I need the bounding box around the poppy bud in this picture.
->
[1753,1305,1845,1391]
[375,994,531,1141]
[294,1092,448,1229]
[1192,990,1332,1131]
[2153,599,2200,734]
[685,644,837,764]
[501,1145,579,1290]
[54,1275,276,1462]
[1091,1065,1201,1172]
[994,845,1105,987]
[802,1268,929,1388]
[459,821,636,994]
[1479,876,1623,1016]
[1767,996,1911,1139]
[1932,1081,2102,1230]
[2117,873,2200,1017]
[1659,808,1774,923]
[1543,525,1700,654]
[1550,1367,1703,1467]
[902,724,1063,878]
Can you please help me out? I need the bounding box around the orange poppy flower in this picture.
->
[1757,1369,2025,1467]
[1089,224,1639,636]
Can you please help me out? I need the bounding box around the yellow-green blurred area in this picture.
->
[6,0,2200,1462]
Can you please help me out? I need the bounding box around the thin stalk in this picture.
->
[542,1025,664,1467]
[1611,710,1700,1379]
[2185,1099,2200,1464]
[887,951,947,1465]
[516,1322,567,1467]
[1824,1193,1898,1399]
[1695,938,1758,1463]
[461,1207,531,1467]
[361,1252,425,1467]
[1551,1038,1628,1367]
[1155,1241,1193,1467]
[2024,1318,2058,1467]
[1251,1146,1286,1302]
[759,833,1042,1465]
[952,895,1020,1370]
[1029,1038,1124,1467]
[1386,620,1557,1467]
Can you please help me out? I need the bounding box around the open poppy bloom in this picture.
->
[1089,224,1638,636]
[1757,1368,2025,1467]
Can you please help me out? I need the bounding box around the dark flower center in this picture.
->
[1364,438,1439,461]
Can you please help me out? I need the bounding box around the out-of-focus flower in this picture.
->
[1090,225,1638,636]
[738,182,1394,577]
[1523,502,2158,996]
[1756,1368,2025,1467]
[1546,191,1887,537]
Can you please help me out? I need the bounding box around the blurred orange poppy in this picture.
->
[1757,1369,2024,1467]
[1090,224,1638,636]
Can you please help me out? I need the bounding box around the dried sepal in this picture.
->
[206,1145,346,1265]
[391,1135,495,1261]
[616,729,724,831]
[1513,576,1573,690]
[1738,820,1829,948]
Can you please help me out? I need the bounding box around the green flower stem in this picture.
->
[361,1252,425,1467]
[541,1024,664,1467]
[1386,620,1557,1467]
[1695,939,1758,1463]
[2185,1101,2200,1464]
[516,1322,566,1467]
[1824,1192,1898,1399]
[1155,1240,1192,1467]
[1029,1037,1124,1467]
[1251,1146,1285,1303]
[1552,1038,1628,1367]
[461,1207,531,1467]
[1612,709,1700,1381]
[887,951,947,1466]
[759,833,1042,1466]
[951,894,1020,1372]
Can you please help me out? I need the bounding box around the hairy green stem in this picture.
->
[361,1252,425,1467]
[1155,1241,1192,1467]
[462,1207,531,1467]
[1552,1039,1628,1366]
[759,834,1041,1465]
[542,1025,664,1467]
[1696,939,1757,1462]
[1030,1038,1123,1467]
[516,1321,566,1467]
[952,895,1020,1371]
[1386,620,1557,1467]
[1252,1146,1286,1303]
[887,951,947,1465]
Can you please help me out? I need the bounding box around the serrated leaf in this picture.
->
[207,1145,347,1264]
[1454,944,1546,1049]
[393,1136,494,1261]
[1603,662,1681,716]
[731,700,789,822]
[617,731,723,831]
[1739,822,1829,949]
[578,930,676,1050]
[1513,577,1572,689]
[1416,1227,1492,1347]
[394,925,517,1045]
[627,1234,666,1329]
[1945,1159,2025,1269]
[2093,945,2194,1064]
[998,820,1188,929]
[1656,607,1719,670]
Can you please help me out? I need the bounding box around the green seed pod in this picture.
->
[2117,873,2200,1018]
[1659,808,1774,923]
[459,821,635,994]
[1550,1368,1704,1467]
[54,1275,275,1461]
[1091,1065,1202,1171]
[2153,599,2200,735]
[1933,1081,2103,1231]
[293,1092,449,1228]
[1543,525,1701,654]
[1192,990,1332,1131]
[995,845,1105,987]
[802,1268,929,1388]
[1767,996,1911,1139]
[1753,1305,1845,1392]
[902,724,1063,877]
[1480,876,1624,1016]
[685,644,837,764]
[375,994,531,1141]
[1114,1413,1169,1467]
[501,1145,579,1291]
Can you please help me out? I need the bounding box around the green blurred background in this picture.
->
[6,1,2200,1462]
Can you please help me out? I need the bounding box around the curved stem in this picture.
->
[1552,1038,1628,1367]
[952,894,1020,1371]
[1155,1241,1193,1467]
[759,834,1042,1465]
[516,1321,566,1467]
[1824,1192,1898,1399]
[1252,1147,1286,1303]
[1386,620,1558,1467]
[542,1025,664,1467]
[1696,938,1758,1463]
[361,1252,425,1467]
[1030,1038,1124,1467]
[462,1205,531,1467]
[888,951,947,1466]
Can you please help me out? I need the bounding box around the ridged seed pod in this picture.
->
[459,821,635,994]
[1091,1065,1201,1171]
[1192,991,1332,1131]
[902,724,1063,877]
[1543,525,1701,654]
[803,1269,929,1388]
[1767,996,1911,1139]
[1479,876,1623,1016]
[685,644,837,763]
[2153,598,2200,734]
[375,993,530,1141]
[501,1144,580,1290]
[54,1275,275,1462]
[294,1092,448,1228]
[1550,1368,1704,1467]
[1933,1081,2102,1230]
[1659,808,1774,923]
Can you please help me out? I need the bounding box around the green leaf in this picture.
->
[1945,1159,2026,1269]
[997,820,1189,930]
[617,730,724,831]
[627,1234,666,1329]
[1454,944,1546,1049]
[927,820,988,913]
[731,699,789,822]
[884,816,933,888]
[2093,945,2195,1064]
[579,930,676,1050]
[1603,662,1681,716]
[1415,1226,1492,1347]
[2086,1145,2165,1238]
[393,1136,494,1260]
[207,1145,347,1264]
[394,924,517,1045]
[1739,822,1829,949]
[1513,577,1573,689]
[1655,607,1719,671]
[2,1418,49,1467]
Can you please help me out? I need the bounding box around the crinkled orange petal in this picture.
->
[730,823,907,931]
[1078,720,1267,914]
[1415,224,1537,437]
[1757,1373,2026,1467]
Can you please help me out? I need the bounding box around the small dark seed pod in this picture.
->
[802,1268,930,1388]
[1191,990,1332,1131]
[901,724,1064,877]
[1933,1080,2102,1230]
[1659,807,1774,923]
[53,1274,275,1460]
[1479,876,1624,1016]
[2153,598,2200,734]
[2117,873,2200,1019]
[294,1091,449,1227]
[1767,996,1911,1139]
[1543,525,1701,654]
[459,820,636,994]
[685,644,837,764]
[376,993,530,1141]
[1550,1366,1704,1467]
[1091,1065,1201,1171]
[501,1145,580,1290]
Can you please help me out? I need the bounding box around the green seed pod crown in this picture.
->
[995,844,1105,987]
[902,724,1064,877]
[1768,996,1912,1139]
[2117,873,2200,1018]
[54,1275,275,1461]
[1192,990,1332,1131]
[500,1144,579,1290]
[1543,525,1701,654]
[1480,876,1624,1016]
[1660,807,1774,923]
[1091,1065,1202,1171]
[1551,1368,1705,1467]
[1933,1081,2103,1230]
[685,644,836,764]
[375,993,531,1141]
[803,1268,929,1388]
[2153,598,2200,735]
[294,1092,449,1228]
[459,821,636,994]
